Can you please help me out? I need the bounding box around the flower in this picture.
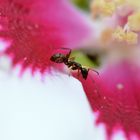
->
[2,0,140,140]
[77,60,140,140]
[0,0,97,140]
[74,0,140,140]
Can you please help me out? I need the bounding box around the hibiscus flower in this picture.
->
[76,0,140,140]
[0,0,95,140]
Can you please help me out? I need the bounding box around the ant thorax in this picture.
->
[66,61,82,70]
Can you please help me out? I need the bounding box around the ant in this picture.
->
[50,48,99,80]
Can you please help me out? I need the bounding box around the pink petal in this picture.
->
[76,62,140,140]
[0,0,92,73]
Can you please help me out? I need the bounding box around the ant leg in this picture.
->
[82,65,99,76]
[68,71,71,77]
[77,68,81,78]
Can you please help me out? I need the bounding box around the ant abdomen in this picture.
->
[50,53,66,63]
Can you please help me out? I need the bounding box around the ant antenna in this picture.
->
[89,68,99,76]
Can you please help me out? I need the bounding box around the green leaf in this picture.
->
[71,0,90,11]
[71,51,96,68]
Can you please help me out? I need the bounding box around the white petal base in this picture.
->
[0,68,95,140]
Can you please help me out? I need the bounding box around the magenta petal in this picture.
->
[78,62,140,140]
[0,0,92,73]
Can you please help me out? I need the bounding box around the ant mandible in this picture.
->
[50,48,99,80]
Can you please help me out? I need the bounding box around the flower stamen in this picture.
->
[100,28,114,45]
[112,26,126,42]
[91,0,116,17]
[91,0,126,18]
[112,26,138,44]
[128,11,140,32]
[125,31,138,44]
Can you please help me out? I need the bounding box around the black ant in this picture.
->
[50,48,99,80]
